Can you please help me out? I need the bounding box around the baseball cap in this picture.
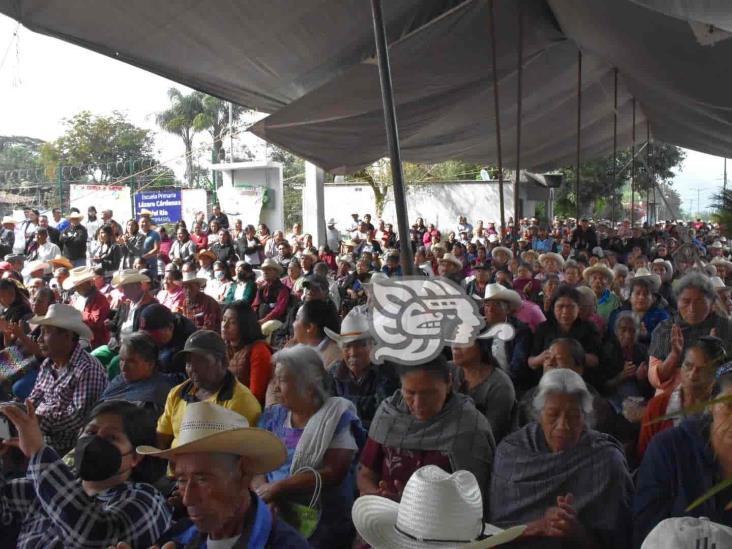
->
[302,275,329,293]
[176,330,227,361]
[641,517,732,549]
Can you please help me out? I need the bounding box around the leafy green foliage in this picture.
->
[712,188,732,236]
[156,89,205,187]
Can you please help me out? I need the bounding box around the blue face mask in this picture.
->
[215,271,225,280]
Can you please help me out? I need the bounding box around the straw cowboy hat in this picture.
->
[1,216,16,225]
[710,276,732,293]
[476,283,522,311]
[327,218,337,225]
[137,401,286,474]
[61,266,96,291]
[325,308,372,346]
[260,257,283,274]
[180,271,208,286]
[111,269,150,288]
[352,465,525,549]
[651,258,674,281]
[21,260,49,279]
[582,264,614,284]
[710,256,732,271]
[491,246,513,261]
[439,253,463,270]
[196,249,217,263]
[630,268,661,292]
[539,252,565,269]
[30,303,92,340]
[67,212,84,220]
[47,256,73,270]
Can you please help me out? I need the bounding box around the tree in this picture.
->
[270,146,305,228]
[0,136,45,186]
[192,93,249,164]
[40,111,155,183]
[156,89,204,187]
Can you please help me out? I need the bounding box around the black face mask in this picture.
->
[237,271,247,281]
[74,435,129,481]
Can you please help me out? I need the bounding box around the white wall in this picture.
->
[212,162,284,230]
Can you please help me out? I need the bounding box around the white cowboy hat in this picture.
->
[260,257,283,274]
[641,517,732,549]
[112,269,151,288]
[1,216,16,225]
[539,252,565,269]
[490,246,513,261]
[21,260,49,278]
[651,258,674,277]
[630,268,661,293]
[710,256,732,270]
[62,266,96,291]
[352,465,525,549]
[325,308,372,346]
[476,283,521,311]
[180,271,208,286]
[711,241,724,249]
[137,401,286,474]
[327,218,337,225]
[710,276,732,293]
[431,242,447,252]
[582,264,614,283]
[439,253,463,270]
[30,303,92,340]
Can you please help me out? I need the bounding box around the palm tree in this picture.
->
[192,93,248,164]
[156,89,204,187]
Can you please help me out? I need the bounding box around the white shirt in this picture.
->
[326,226,341,253]
[35,241,61,261]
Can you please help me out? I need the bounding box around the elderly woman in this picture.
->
[100,332,179,414]
[612,264,631,301]
[649,272,732,394]
[254,345,365,548]
[576,285,606,333]
[221,300,272,405]
[605,311,651,411]
[637,336,726,459]
[0,399,170,548]
[357,355,495,501]
[491,369,633,549]
[633,363,732,545]
[650,258,675,308]
[608,270,669,346]
[156,267,185,313]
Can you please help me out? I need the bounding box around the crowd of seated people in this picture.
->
[0,206,730,547]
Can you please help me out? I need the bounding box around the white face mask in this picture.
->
[215,271,225,280]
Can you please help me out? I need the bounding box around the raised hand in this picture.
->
[671,324,684,357]
[0,400,44,457]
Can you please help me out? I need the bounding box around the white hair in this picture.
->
[272,344,328,406]
[532,369,594,427]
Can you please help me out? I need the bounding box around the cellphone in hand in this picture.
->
[0,417,11,440]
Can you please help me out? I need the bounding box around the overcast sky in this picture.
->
[0,14,726,216]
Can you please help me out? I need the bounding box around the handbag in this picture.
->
[280,466,322,539]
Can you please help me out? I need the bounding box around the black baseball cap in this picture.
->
[176,330,227,361]
[140,303,174,331]
[302,275,329,293]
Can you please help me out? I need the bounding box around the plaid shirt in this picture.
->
[28,344,108,455]
[0,446,171,548]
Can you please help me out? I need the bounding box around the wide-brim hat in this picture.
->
[438,253,463,270]
[137,402,286,475]
[67,212,83,220]
[582,264,614,283]
[476,283,522,311]
[491,246,513,261]
[112,269,151,288]
[180,271,208,286]
[260,257,283,274]
[711,276,732,293]
[539,252,565,268]
[711,256,732,270]
[631,268,661,292]
[325,308,372,346]
[21,260,49,278]
[47,256,73,270]
[327,218,337,225]
[352,466,525,549]
[30,303,92,340]
[1,216,16,225]
[62,266,96,290]
[196,249,217,263]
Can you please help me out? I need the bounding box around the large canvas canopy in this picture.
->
[2,0,730,171]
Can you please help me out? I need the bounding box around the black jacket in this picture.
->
[59,224,88,260]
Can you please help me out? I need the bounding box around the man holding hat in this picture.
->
[59,211,88,267]
[27,304,107,454]
[64,266,110,349]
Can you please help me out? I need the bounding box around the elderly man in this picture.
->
[101,209,123,238]
[208,202,229,229]
[480,283,533,390]
[324,308,399,428]
[63,266,110,350]
[129,402,307,548]
[155,331,262,453]
[583,264,621,321]
[252,258,290,324]
[181,271,222,332]
[59,212,88,267]
[27,304,108,455]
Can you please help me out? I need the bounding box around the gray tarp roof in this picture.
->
[1,0,730,171]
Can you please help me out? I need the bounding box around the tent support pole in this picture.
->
[488,0,505,232]
[611,68,618,225]
[513,1,523,238]
[646,121,651,224]
[575,50,582,220]
[631,98,636,226]
[370,0,414,275]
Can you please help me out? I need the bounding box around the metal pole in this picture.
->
[488,0,505,233]
[630,98,636,226]
[611,68,618,225]
[229,102,234,162]
[370,0,414,275]
[513,2,523,240]
[575,50,582,221]
[725,158,728,192]
[646,121,651,225]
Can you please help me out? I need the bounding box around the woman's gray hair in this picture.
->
[575,285,597,308]
[532,369,594,427]
[673,272,717,302]
[272,344,329,406]
[613,264,629,277]
[613,310,639,339]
